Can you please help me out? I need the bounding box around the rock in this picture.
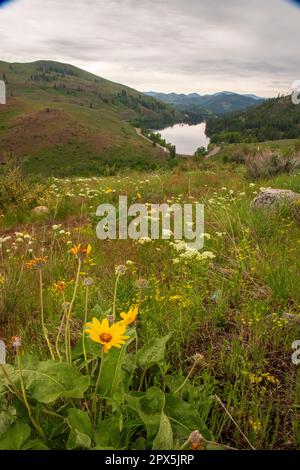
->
[251,188,300,210]
[31,205,49,215]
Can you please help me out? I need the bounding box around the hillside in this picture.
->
[207,95,300,143]
[146,91,263,122]
[0,60,182,176]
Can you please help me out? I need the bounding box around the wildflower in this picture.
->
[126,260,134,266]
[135,277,148,289]
[83,277,94,286]
[191,353,204,364]
[120,305,139,326]
[136,192,142,199]
[25,256,47,270]
[249,418,262,433]
[115,265,127,275]
[85,318,129,353]
[170,295,182,301]
[53,281,66,293]
[189,430,204,450]
[11,336,22,350]
[200,251,216,260]
[137,236,152,244]
[162,229,173,237]
[69,244,92,260]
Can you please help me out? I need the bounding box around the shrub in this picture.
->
[244,150,296,180]
[0,157,44,212]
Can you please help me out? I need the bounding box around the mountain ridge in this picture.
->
[145,90,264,121]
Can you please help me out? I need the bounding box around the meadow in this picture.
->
[0,160,300,450]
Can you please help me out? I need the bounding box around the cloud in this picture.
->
[0,0,299,96]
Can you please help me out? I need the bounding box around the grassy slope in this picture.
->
[0,60,182,176]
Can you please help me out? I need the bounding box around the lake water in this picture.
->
[155,122,210,155]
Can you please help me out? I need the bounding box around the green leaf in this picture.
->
[22,439,49,450]
[152,413,174,450]
[164,394,213,441]
[98,334,134,398]
[0,422,31,450]
[12,356,90,403]
[94,417,121,449]
[128,387,165,439]
[67,409,92,450]
[136,335,170,368]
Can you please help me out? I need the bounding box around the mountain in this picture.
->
[0,60,183,176]
[145,91,263,121]
[206,95,300,143]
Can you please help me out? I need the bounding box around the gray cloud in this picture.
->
[0,0,299,96]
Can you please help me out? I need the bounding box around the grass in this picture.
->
[0,60,183,176]
[0,163,300,449]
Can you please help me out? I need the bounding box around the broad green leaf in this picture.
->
[164,394,213,441]
[9,356,90,403]
[98,334,134,398]
[22,439,49,450]
[128,387,165,439]
[136,335,170,368]
[0,407,17,435]
[152,413,173,450]
[67,409,92,450]
[94,417,121,448]
[0,422,31,450]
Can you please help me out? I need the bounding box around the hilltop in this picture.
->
[0,60,182,176]
[207,94,300,143]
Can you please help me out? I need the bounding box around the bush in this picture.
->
[0,157,44,212]
[244,150,296,180]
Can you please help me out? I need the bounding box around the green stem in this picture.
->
[112,273,121,320]
[17,354,45,438]
[173,361,198,395]
[92,349,104,425]
[55,301,67,362]
[39,269,55,360]
[65,259,82,364]
[82,285,89,373]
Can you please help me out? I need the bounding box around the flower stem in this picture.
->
[65,259,82,364]
[82,285,89,373]
[92,349,104,425]
[112,272,121,320]
[55,297,67,362]
[17,353,45,438]
[39,269,55,360]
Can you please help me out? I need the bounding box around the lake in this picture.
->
[155,122,210,156]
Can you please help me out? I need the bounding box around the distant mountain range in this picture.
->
[145,91,264,121]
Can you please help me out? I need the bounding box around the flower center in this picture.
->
[99,332,113,343]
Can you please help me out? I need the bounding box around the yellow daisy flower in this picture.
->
[25,256,47,270]
[120,305,139,326]
[85,318,129,353]
[69,244,92,260]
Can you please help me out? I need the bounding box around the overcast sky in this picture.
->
[0,0,299,96]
